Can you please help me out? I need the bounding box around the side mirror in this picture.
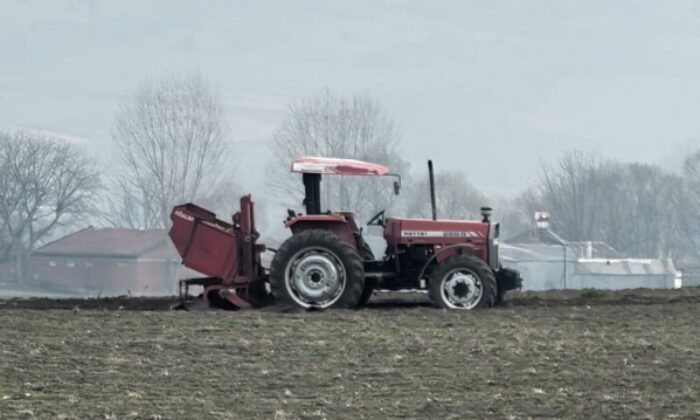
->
[393,181,401,195]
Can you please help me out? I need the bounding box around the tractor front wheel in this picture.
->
[428,255,497,310]
[270,230,365,309]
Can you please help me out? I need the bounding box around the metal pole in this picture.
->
[562,241,567,290]
[303,173,322,215]
[428,160,437,220]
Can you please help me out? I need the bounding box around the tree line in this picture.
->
[1,73,698,273]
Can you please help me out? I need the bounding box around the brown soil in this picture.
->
[3,287,700,311]
[0,296,177,311]
[1,289,700,419]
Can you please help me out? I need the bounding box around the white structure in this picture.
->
[501,228,680,291]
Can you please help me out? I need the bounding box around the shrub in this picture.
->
[580,288,608,299]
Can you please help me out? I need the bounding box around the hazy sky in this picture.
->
[3,0,700,195]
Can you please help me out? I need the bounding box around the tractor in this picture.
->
[168,157,521,310]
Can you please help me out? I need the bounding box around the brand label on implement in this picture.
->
[174,210,194,222]
[401,230,482,238]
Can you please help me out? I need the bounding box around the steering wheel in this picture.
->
[367,209,386,227]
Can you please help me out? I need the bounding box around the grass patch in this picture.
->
[580,288,609,299]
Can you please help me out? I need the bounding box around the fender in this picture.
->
[416,243,484,284]
[285,214,358,249]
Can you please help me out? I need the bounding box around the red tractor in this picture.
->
[169,157,521,310]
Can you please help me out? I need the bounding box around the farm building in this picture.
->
[0,227,197,297]
[501,227,681,291]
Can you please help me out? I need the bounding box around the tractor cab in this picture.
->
[289,156,400,214]
[285,156,400,260]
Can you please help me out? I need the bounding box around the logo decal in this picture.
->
[401,230,482,238]
[174,210,195,222]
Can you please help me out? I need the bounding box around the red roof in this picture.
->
[291,156,390,176]
[35,227,177,259]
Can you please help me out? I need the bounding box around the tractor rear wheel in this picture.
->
[428,255,497,310]
[270,229,365,309]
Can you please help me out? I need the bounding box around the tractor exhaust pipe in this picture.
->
[428,160,437,220]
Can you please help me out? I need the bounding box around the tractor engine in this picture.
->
[383,216,495,283]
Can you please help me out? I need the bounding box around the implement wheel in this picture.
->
[428,255,497,310]
[270,230,364,309]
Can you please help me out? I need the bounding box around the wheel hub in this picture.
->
[288,251,345,307]
[442,270,482,309]
[453,281,469,298]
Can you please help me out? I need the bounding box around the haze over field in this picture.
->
[5,5,700,418]
[3,0,700,194]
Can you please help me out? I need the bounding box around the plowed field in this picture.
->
[2,289,700,419]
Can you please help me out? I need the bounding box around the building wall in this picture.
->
[504,260,676,290]
[22,255,178,296]
[504,260,567,291]
[566,274,676,290]
[135,259,180,295]
[680,273,700,287]
[502,244,679,291]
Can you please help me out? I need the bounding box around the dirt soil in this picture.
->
[2,289,700,419]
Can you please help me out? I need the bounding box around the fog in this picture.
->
[3,1,700,297]
[3,0,700,195]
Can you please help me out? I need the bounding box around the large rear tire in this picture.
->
[270,229,364,309]
[428,255,497,310]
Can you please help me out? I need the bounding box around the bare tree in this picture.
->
[404,170,488,220]
[492,189,540,240]
[679,151,700,263]
[0,129,99,279]
[683,150,700,225]
[525,150,687,259]
[108,73,234,229]
[534,151,613,242]
[610,163,685,258]
[268,89,409,223]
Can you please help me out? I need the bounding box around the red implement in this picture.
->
[168,195,268,309]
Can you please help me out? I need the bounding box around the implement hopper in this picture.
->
[168,196,268,309]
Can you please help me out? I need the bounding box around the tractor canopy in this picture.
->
[291,156,390,176]
[292,156,400,215]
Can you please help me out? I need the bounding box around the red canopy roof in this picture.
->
[291,157,390,176]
